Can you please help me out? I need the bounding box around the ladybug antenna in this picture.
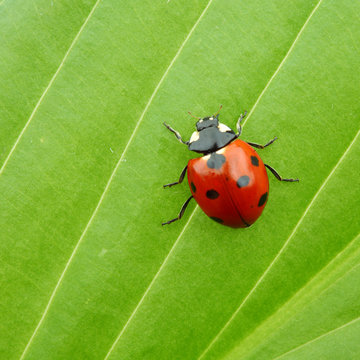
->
[188,111,201,120]
[213,104,223,117]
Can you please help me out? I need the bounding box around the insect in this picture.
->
[162,106,298,228]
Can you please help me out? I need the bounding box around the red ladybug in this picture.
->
[162,106,298,228]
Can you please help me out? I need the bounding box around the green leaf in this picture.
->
[1,0,359,359]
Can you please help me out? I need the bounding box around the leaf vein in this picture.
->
[272,316,360,360]
[103,207,198,360]
[234,232,360,355]
[0,0,102,176]
[242,0,324,126]
[17,0,104,358]
[18,0,214,358]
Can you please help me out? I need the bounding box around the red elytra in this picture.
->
[187,139,269,228]
[162,107,298,227]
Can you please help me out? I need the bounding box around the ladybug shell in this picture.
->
[187,139,269,228]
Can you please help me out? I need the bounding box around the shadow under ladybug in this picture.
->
[162,106,299,228]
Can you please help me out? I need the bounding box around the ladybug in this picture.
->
[162,106,298,228]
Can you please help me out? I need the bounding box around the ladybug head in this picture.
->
[188,107,237,154]
[196,115,219,131]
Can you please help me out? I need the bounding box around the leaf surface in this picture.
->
[1,0,359,359]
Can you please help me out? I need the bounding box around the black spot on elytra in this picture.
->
[206,189,219,199]
[210,216,223,224]
[258,192,268,207]
[190,182,196,193]
[251,156,259,166]
[207,153,226,169]
[237,175,250,188]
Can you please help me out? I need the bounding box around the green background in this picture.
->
[1,0,359,359]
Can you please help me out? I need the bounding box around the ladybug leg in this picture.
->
[247,137,278,149]
[163,165,188,188]
[163,122,189,145]
[162,196,193,225]
[265,164,299,182]
[235,110,247,137]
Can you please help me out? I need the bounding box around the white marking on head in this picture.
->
[216,148,226,155]
[199,119,203,123]
[202,154,210,161]
[218,123,232,133]
[209,117,213,120]
[189,131,200,143]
